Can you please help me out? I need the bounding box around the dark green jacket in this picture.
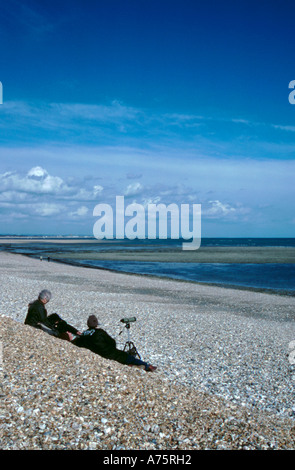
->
[24,299,50,329]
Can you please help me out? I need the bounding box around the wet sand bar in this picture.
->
[49,246,295,264]
[1,238,294,263]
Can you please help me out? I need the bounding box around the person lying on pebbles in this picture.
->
[72,315,157,372]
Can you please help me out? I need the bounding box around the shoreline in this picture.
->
[2,250,295,318]
[45,255,295,298]
[2,247,294,297]
[1,251,295,449]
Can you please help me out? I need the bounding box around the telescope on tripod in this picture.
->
[119,317,141,359]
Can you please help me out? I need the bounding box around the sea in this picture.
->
[0,237,294,295]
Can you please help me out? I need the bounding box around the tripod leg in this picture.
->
[124,341,141,359]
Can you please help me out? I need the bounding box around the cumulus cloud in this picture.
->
[27,166,48,178]
[0,166,103,225]
[0,166,104,200]
[0,166,68,195]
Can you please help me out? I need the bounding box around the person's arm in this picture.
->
[71,329,92,346]
[65,322,81,335]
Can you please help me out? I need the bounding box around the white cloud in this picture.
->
[272,124,295,133]
[0,190,27,202]
[33,203,65,217]
[0,100,142,140]
[27,166,48,178]
[0,166,103,226]
[93,185,104,195]
[0,166,68,195]
[69,206,89,218]
[0,166,103,201]
[124,182,144,196]
[142,196,161,208]
[205,200,236,217]
[0,141,294,235]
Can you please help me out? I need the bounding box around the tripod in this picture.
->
[120,321,141,359]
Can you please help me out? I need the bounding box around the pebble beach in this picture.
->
[1,250,295,450]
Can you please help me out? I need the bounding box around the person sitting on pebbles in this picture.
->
[24,289,81,341]
[25,289,56,335]
[72,315,157,372]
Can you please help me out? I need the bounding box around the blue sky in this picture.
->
[0,0,294,237]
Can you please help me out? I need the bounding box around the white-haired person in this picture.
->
[24,289,58,335]
[25,289,81,340]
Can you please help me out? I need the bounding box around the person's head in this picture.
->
[38,289,52,304]
[87,315,99,328]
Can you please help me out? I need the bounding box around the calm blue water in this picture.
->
[1,237,294,294]
[58,259,295,294]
